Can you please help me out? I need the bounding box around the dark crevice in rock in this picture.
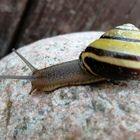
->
[5,93,13,139]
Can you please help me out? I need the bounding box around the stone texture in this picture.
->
[0,32,140,140]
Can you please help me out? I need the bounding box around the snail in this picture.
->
[0,23,140,94]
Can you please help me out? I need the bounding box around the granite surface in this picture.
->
[0,32,140,140]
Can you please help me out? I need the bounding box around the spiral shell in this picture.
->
[80,23,140,80]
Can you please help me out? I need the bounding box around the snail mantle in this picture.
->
[0,31,140,140]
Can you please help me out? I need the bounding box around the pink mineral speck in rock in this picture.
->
[0,32,140,140]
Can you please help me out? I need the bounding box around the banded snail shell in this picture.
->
[80,23,140,80]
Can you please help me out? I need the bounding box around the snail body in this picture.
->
[0,23,140,94]
[31,60,104,93]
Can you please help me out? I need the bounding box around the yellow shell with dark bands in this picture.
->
[80,24,140,80]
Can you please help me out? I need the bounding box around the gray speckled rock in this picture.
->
[0,32,140,140]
